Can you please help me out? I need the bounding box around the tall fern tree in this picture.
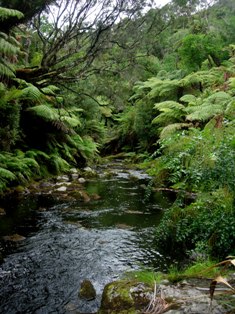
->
[0,7,24,80]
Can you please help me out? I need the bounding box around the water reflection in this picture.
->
[0,164,174,313]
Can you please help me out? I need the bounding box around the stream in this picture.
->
[0,162,175,314]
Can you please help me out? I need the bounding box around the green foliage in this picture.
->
[178,33,225,71]
[155,188,235,258]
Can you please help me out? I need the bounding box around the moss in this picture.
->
[98,280,153,314]
[79,279,96,301]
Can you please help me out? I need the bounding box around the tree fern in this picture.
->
[180,94,198,105]
[186,91,232,122]
[180,68,224,89]
[0,7,23,21]
[21,84,43,102]
[153,101,186,125]
[0,7,23,79]
[159,123,192,139]
[41,85,60,96]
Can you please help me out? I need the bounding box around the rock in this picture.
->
[55,182,71,186]
[83,167,97,177]
[0,207,6,216]
[71,173,79,180]
[3,234,26,242]
[98,280,153,314]
[70,168,78,174]
[78,177,86,184]
[80,191,91,202]
[57,175,70,182]
[83,166,93,172]
[56,186,67,192]
[79,279,96,301]
[91,193,101,200]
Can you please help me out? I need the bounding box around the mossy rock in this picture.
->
[98,280,153,314]
[79,279,96,301]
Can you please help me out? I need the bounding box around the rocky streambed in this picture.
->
[0,162,233,313]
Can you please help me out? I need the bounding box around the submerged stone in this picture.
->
[3,234,26,242]
[79,279,96,301]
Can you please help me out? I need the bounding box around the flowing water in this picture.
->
[0,162,175,313]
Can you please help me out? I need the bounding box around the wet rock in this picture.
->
[98,280,153,314]
[56,186,67,192]
[55,182,71,186]
[79,279,96,301]
[70,168,78,174]
[71,173,79,180]
[78,177,86,184]
[3,234,26,242]
[83,167,97,178]
[0,207,6,216]
[57,175,70,182]
[91,193,101,200]
[79,190,91,202]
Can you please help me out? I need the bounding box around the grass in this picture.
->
[125,259,232,285]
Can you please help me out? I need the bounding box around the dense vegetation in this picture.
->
[0,0,234,260]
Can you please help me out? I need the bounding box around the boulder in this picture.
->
[79,279,96,301]
[98,280,153,314]
[78,177,86,184]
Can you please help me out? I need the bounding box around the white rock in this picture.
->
[56,186,67,192]
[70,168,78,173]
[84,166,93,172]
[78,177,86,184]
[71,173,79,180]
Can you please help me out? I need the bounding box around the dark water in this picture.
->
[0,163,174,313]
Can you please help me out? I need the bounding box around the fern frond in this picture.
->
[180,69,224,88]
[0,7,24,21]
[0,167,16,181]
[154,101,185,111]
[25,149,50,160]
[61,116,81,128]
[27,104,58,120]
[41,85,60,96]
[186,104,224,121]
[49,154,70,174]
[225,100,235,119]
[0,38,20,56]
[153,101,186,126]
[0,61,16,78]
[160,123,192,139]
[180,94,197,105]
[21,84,43,102]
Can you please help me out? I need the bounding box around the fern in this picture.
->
[180,94,198,105]
[41,85,60,96]
[186,92,232,122]
[159,123,192,139]
[180,69,224,89]
[0,7,24,21]
[21,85,43,102]
[71,135,99,160]
[49,154,70,174]
[0,167,16,181]
[61,116,81,128]
[153,101,186,126]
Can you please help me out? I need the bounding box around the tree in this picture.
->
[15,0,153,86]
